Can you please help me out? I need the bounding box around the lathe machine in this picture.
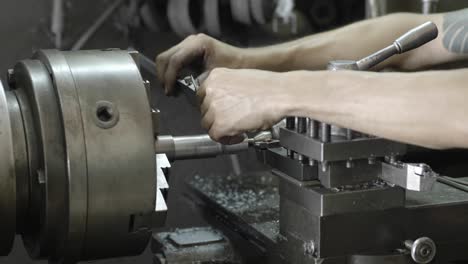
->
[1,21,468,264]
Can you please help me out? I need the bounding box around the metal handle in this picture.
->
[394,21,438,54]
[356,21,438,70]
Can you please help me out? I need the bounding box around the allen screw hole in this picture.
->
[97,106,113,122]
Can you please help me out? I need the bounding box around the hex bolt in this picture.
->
[308,119,319,138]
[296,117,308,161]
[320,123,331,143]
[286,117,296,158]
[346,160,354,169]
[286,117,296,130]
[368,157,376,165]
[309,159,317,166]
[297,117,307,134]
[404,237,436,264]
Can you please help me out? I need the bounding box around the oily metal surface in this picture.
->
[35,50,88,263]
[188,171,280,251]
[0,81,16,256]
[14,89,41,237]
[61,50,155,260]
[6,91,28,235]
[14,60,67,259]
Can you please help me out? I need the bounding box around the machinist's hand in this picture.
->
[197,68,288,144]
[156,34,246,95]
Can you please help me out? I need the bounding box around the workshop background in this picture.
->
[1,0,468,263]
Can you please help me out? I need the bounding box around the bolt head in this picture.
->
[411,237,436,264]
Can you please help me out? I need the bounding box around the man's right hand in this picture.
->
[155,34,247,95]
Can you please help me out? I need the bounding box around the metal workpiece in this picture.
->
[380,162,438,192]
[0,49,166,263]
[356,21,438,70]
[155,134,249,161]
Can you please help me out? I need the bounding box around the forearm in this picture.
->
[241,12,459,71]
[280,70,468,149]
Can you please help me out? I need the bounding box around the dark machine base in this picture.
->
[158,171,468,264]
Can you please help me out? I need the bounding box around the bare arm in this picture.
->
[157,9,468,94]
[244,11,468,71]
[286,69,468,149]
[199,68,468,149]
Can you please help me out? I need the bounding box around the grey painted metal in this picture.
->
[6,91,28,237]
[58,50,156,260]
[13,88,42,239]
[188,171,468,264]
[356,22,438,70]
[14,60,67,259]
[0,49,162,263]
[34,50,88,262]
[0,82,16,256]
[155,134,249,161]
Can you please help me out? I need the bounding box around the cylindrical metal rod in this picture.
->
[286,117,295,129]
[320,123,331,143]
[308,119,319,138]
[297,117,307,134]
[286,117,296,158]
[356,45,397,71]
[155,135,248,161]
